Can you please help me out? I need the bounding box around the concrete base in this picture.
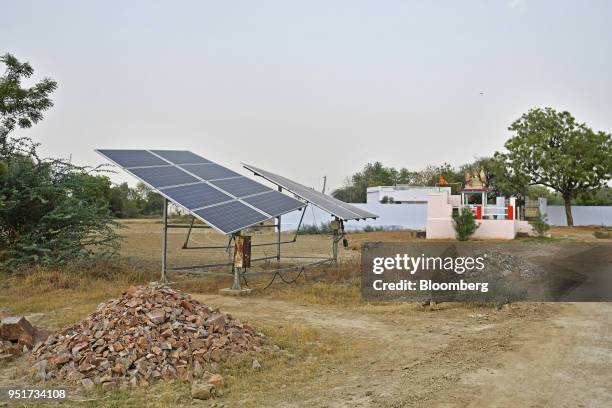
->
[219,287,254,296]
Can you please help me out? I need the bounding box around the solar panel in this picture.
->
[97,149,167,168]
[210,177,270,198]
[130,166,199,188]
[195,201,269,234]
[96,149,306,234]
[162,183,232,209]
[179,163,240,180]
[151,150,211,164]
[242,164,378,220]
[243,190,306,215]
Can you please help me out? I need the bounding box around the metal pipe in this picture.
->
[172,270,234,277]
[183,244,236,250]
[169,261,234,270]
[276,186,282,260]
[161,198,168,282]
[169,254,279,272]
[250,255,279,263]
[240,258,333,276]
[170,224,211,229]
[181,217,196,249]
[250,239,295,247]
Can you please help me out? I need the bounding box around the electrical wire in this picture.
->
[241,266,305,290]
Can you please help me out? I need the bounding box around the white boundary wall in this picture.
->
[545,206,612,226]
[279,203,612,231]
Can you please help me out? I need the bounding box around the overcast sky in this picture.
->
[3,0,611,191]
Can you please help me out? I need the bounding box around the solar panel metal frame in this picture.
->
[242,163,378,221]
[95,150,306,234]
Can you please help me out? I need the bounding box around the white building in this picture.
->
[367,185,452,204]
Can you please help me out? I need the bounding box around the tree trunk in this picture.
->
[563,194,574,227]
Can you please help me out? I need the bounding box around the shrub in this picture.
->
[362,225,384,233]
[298,222,331,235]
[528,213,550,238]
[0,137,122,268]
[452,207,479,241]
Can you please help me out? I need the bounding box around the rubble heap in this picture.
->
[29,284,264,388]
[1,312,41,360]
[469,251,544,279]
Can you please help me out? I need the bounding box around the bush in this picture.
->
[528,213,550,237]
[298,222,331,235]
[0,137,122,268]
[362,225,384,233]
[452,207,479,241]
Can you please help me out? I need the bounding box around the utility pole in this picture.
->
[322,176,327,194]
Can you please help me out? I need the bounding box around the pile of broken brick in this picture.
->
[1,311,44,361]
[28,283,265,390]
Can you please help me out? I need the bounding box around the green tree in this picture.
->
[332,162,463,203]
[0,54,57,149]
[0,138,121,267]
[575,186,612,206]
[495,107,612,226]
[0,55,120,267]
[333,162,398,202]
[527,185,564,205]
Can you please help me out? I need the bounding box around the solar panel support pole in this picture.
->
[276,186,282,261]
[161,197,169,282]
[332,219,338,263]
[231,233,242,290]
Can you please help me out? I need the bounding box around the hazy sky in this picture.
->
[3,0,612,191]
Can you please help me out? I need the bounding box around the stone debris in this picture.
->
[0,314,41,360]
[191,372,225,400]
[207,373,225,390]
[29,284,265,387]
[470,251,544,279]
[191,381,216,400]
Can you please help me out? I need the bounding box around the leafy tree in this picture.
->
[0,54,57,149]
[0,55,120,267]
[0,138,121,267]
[495,107,611,226]
[332,162,463,203]
[108,182,130,217]
[575,186,612,206]
[142,189,164,214]
[333,162,397,202]
[526,185,564,205]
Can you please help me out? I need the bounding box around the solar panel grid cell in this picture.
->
[210,177,270,198]
[161,182,233,209]
[151,150,211,164]
[97,149,167,168]
[195,201,269,234]
[129,165,199,188]
[243,190,305,215]
[179,163,240,180]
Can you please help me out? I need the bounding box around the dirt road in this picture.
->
[194,295,612,407]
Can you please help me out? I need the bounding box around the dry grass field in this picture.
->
[0,220,611,407]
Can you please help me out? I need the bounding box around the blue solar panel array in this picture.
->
[96,149,305,234]
[243,163,378,221]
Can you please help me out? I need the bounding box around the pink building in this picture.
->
[426,189,535,240]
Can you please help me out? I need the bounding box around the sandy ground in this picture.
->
[121,220,611,407]
[193,295,611,408]
[1,221,610,407]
